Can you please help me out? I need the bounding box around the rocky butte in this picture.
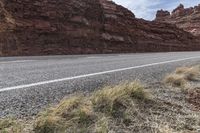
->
[0,0,200,56]
[156,4,200,37]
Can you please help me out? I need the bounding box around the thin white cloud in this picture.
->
[113,0,161,20]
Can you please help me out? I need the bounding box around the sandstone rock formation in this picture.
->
[156,4,200,37]
[0,0,200,56]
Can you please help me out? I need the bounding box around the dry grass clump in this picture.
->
[164,66,200,88]
[175,67,191,74]
[94,116,109,133]
[0,118,24,133]
[175,67,200,81]
[164,74,187,88]
[34,96,95,133]
[34,81,149,133]
[0,119,14,130]
[92,82,148,115]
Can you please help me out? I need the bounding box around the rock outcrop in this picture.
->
[0,0,200,56]
[156,10,170,21]
[156,4,200,37]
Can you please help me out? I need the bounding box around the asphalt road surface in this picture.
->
[1,52,200,118]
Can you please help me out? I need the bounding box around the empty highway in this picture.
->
[1,52,200,118]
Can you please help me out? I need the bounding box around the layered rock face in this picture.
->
[0,0,200,56]
[156,4,200,37]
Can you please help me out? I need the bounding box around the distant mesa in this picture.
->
[155,3,200,36]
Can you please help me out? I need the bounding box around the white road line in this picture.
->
[0,60,35,64]
[87,57,102,59]
[1,56,200,92]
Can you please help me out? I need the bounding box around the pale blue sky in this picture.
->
[113,0,200,20]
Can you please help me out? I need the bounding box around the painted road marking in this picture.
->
[0,60,35,64]
[87,57,102,59]
[1,56,200,92]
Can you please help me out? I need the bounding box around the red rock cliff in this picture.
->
[156,4,200,37]
[0,0,200,56]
